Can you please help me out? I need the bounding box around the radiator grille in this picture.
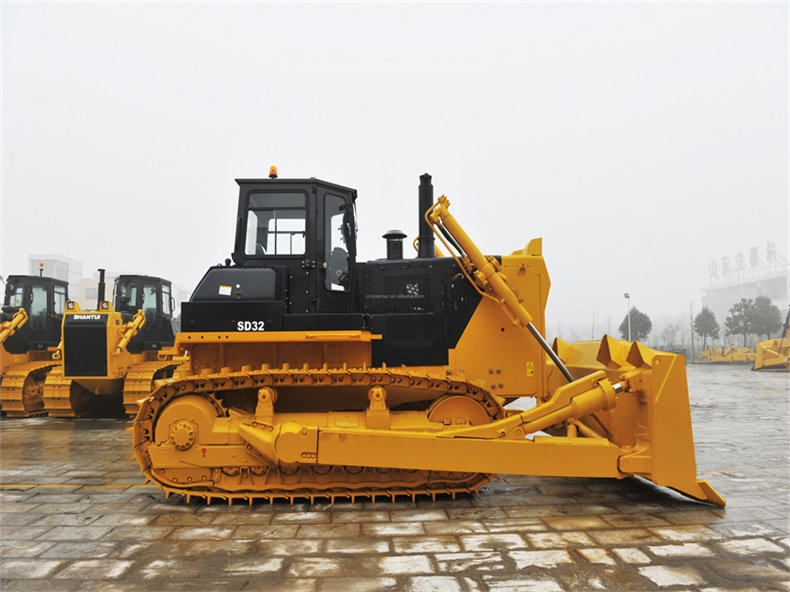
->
[63,318,108,377]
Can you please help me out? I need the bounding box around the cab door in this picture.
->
[27,281,52,348]
[236,185,316,314]
[316,189,355,313]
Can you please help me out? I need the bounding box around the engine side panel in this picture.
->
[363,258,481,367]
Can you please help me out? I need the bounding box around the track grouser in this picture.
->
[132,170,725,507]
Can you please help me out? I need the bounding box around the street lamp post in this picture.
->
[624,293,631,341]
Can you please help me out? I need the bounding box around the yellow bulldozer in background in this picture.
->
[699,346,756,364]
[1,275,68,417]
[753,307,790,371]
[132,170,724,508]
[43,271,187,418]
[1,270,186,418]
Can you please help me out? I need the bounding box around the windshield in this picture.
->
[142,283,158,319]
[115,280,139,312]
[244,192,307,256]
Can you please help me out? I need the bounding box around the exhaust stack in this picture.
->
[97,269,106,308]
[417,173,435,258]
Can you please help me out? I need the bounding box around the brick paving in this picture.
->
[0,365,787,591]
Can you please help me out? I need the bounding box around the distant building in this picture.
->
[28,254,82,300]
[702,243,789,341]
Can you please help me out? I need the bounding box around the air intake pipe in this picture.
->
[417,173,435,258]
[383,230,407,260]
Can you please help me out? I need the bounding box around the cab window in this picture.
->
[116,282,139,312]
[30,285,48,319]
[161,284,172,317]
[245,193,306,256]
[324,195,350,292]
[142,283,158,320]
[6,282,25,308]
[54,286,67,315]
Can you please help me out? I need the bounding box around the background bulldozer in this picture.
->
[699,346,756,364]
[43,271,185,417]
[753,307,790,371]
[132,170,724,507]
[1,274,68,416]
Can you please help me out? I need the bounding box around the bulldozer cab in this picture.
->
[112,275,176,352]
[184,175,478,358]
[1,275,68,354]
[226,177,358,314]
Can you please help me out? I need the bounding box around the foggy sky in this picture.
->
[2,2,787,338]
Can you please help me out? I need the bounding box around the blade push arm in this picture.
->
[115,311,146,355]
[0,309,28,344]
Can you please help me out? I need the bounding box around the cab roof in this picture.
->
[235,177,357,201]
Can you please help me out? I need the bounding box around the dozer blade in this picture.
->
[753,338,790,371]
[42,366,124,418]
[552,335,725,507]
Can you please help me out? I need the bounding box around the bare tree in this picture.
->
[567,325,584,343]
[675,313,691,352]
[658,319,682,351]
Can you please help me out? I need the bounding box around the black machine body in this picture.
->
[1,275,68,354]
[182,174,482,367]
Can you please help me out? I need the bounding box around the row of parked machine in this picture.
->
[698,320,790,371]
[0,272,184,418]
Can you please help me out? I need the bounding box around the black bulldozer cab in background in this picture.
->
[1,275,68,354]
[182,175,483,368]
[112,275,176,352]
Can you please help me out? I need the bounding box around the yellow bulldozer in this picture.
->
[42,271,186,417]
[753,307,790,371]
[1,274,68,416]
[132,170,724,507]
[699,346,756,364]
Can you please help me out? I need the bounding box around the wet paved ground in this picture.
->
[0,364,787,591]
